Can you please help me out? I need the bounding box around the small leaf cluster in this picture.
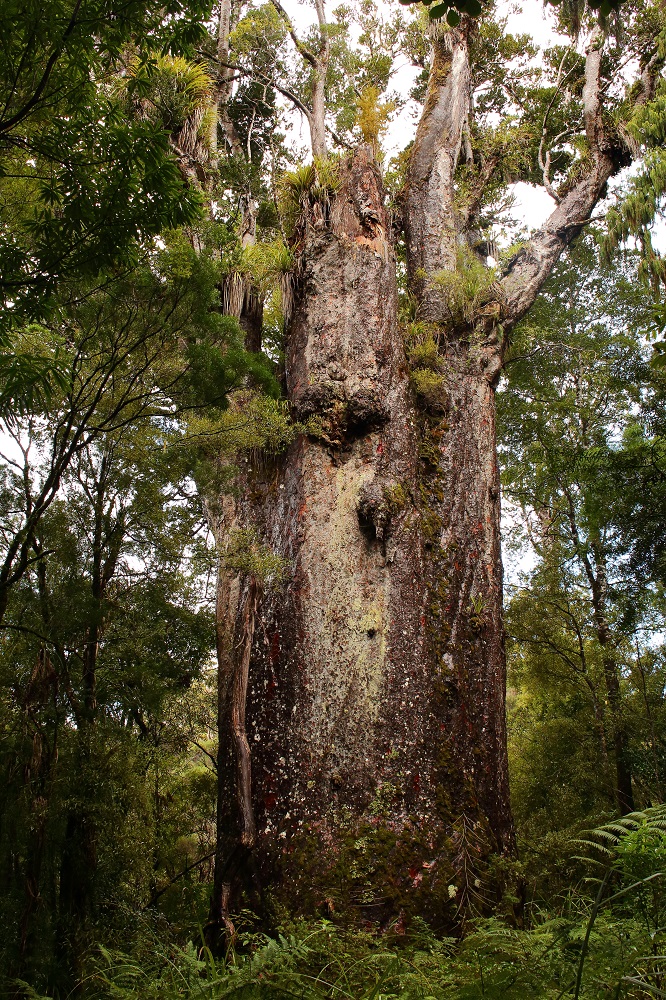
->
[396,0,482,28]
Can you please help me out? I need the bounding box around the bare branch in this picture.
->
[269,0,318,67]
[219,59,311,121]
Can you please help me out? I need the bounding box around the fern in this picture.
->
[575,806,666,858]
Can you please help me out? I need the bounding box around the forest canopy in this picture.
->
[1,0,666,997]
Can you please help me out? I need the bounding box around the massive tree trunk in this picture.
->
[216,145,513,929]
[207,16,643,936]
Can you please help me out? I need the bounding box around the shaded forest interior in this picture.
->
[2,0,666,995]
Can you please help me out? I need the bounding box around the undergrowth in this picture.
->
[14,808,666,1000]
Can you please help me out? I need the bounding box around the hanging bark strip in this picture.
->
[205,498,263,949]
[232,577,260,849]
[212,576,260,946]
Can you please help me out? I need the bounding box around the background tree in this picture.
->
[499,236,666,898]
[0,411,216,990]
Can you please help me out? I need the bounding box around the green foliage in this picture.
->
[0,324,68,416]
[277,157,342,234]
[409,337,442,371]
[601,45,666,298]
[0,0,217,424]
[35,829,666,1000]
[500,234,666,903]
[0,413,218,990]
[355,85,396,155]
[182,335,280,410]
[224,528,289,587]
[123,55,216,158]
[410,368,447,410]
[0,0,210,323]
[398,0,627,27]
[433,247,498,326]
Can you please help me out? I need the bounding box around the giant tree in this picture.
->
[198,0,666,938]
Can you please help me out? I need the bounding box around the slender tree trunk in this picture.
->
[309,0,329,161]
[56,455,119,985]
[565,488,635,813]
[589,562,634,814]
[12,649,58,983]
[56,731,98,993]
[270,0,328,161]
[601,649,634,814]
[212,0,242,164]
[239,204,264,353]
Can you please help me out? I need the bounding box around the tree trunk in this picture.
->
[12,649,58,983]
[205,495,265,952]
[56,734,98,992]
[590,560,634,814]
[218,147,513,928]
[211,14,641,929]
[566,490,635,814]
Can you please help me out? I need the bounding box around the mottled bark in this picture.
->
[402,21,514,865]
[405,27,471,316]
[395,19,635,865]
[424,352,513,851]
[216,147,513,927]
